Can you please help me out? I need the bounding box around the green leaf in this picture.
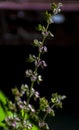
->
[44,11,51,21]
[0,105,6,122]
[21,109,29,120]
[37,24,45,32]
[7,111,13,117]
[32,124,39,130]
[28,54,36,63]
[0,91,7,105]
[51,93,66,108]
[51,3,57,10]
[34,39,39,46]
[40,97,49,111]
[0,122,6,128]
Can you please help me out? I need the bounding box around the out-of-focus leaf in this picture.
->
[0,122,6,128]
[32,124,39,130]
[0,91,7,105]
[0,105,6,122]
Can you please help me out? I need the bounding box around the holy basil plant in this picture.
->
[0,3,66,130]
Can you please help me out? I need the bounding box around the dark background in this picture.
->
[0,45,79,130]
[0,1,79,130]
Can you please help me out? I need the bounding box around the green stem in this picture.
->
[43,112,48,121]
[27,22,50,105]
[43,104,55,121]
[27,81,34,105]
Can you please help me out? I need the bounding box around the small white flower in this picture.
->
[35,91,40,98]
[38,75,42,82]
[28,104,35,112]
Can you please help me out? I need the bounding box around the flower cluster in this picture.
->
[0,2,66,130]
[5,115,32,130]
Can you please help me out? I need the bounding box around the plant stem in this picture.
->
[27,22,50,105]
[43,112,48,121]
[43,104,55,121]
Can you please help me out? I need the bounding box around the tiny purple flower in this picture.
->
[12,122,16,128]
[42,31,49,37]
[25,69,32,77]
[39,46,47,53]
[42,60,47,68]
[31,75,37,82]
